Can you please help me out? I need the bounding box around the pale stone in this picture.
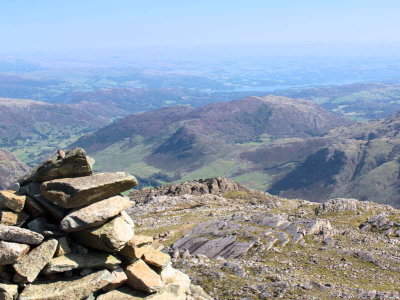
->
[0,241,30,265]
[0,225,43,245]
[160,265,191,293]
[0,190,25,212]
[60,196,132,232]
[97,285,186,300]
[18,269,112,300]
[41,172,138,209]
[143,249,171,269]
[13,239,58,283]
[125,259,162,293]
[120,244,153,260]
[72,212,134,252]
[43,252,121,274]
[0,283,18,300]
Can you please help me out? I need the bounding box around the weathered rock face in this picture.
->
[18,148,93,186]
[0,241,30,265]
[0,225,44,245]
[41,172,138,209]
[60,196,132,232]
[72,212,135,252]
[0,148,209,300]
[18,270,112,300]
[13,239,58,283]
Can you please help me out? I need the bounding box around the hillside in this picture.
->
[0,98,117,164]
[73,95,352,189]
[269,110,400,207]
[130,178,400,299]
[0,149,29,189]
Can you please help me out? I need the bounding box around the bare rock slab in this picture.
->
[60,196,132,232]
[0,241,30,265]
[0,225,44,245]
[0,190,26,212]
[97,285,186,300]
[143,249,171,269]
[18,269,112,300]
[125,259,162,293]
[41,172,138,209]
[13,239,58,283]
[18,148,93,186]
[43,252,121,274]
[72,212,134,252]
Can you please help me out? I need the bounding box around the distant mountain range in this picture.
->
[73,95,352,190]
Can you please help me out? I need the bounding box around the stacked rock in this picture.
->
[0,148,202,300]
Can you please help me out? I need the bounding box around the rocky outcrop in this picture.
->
[0,149,209,299]
[0,149,29,191]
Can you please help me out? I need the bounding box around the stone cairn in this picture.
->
[0,148,204,300]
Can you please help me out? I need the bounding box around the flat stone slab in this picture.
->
[43,252,121,274]
[60,196,132,232]
[19,148,93,185]
[0,241,30,265]
[18,269,112,300]
[125,259,162,293]
[41,172,138,209]
[13,239,58,283]
[97,285,186,300]
[0,225,44,245]
[0,190,26,212]
[72,212,134,252]
[143,249,171,269]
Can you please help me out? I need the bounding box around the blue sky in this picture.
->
[1,0,400,55]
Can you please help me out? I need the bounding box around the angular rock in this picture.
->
[0,190,25,212]
[125,235,153,248]
[0,241,30,265]
[18,269,112,300]
[60,196,132,232]
[41,172,138,209]
[21,183,65,220]
[0,283,18,300]
[0,225,44,245]
[55,236,71,257]
[103,267,128,292]
[18,148,93,186]
[143,249,171,269]
[43,252,121,274]
[160,265,191,293]
[0,210,29,226]
[125,259,162,293]
[13,239,58,283]
[72,212,134,252]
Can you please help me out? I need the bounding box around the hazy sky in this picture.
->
[1,0,400,56]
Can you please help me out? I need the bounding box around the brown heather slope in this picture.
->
[73,95,352,187]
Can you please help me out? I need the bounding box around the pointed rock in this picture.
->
[18,269,112,300]
[41,172,137,209]
[0,241,30,265]
[18,148,93,185]
[60,196,132,232]
[13,239,58,283]
[143,249,171,269]
[0,210,29,226]
[125,259,162,293]
[0,225,44,245]
[72,212,134,252]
